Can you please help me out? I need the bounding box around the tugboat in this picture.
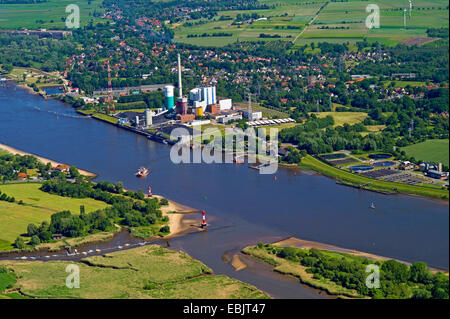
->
[370,202,375,210]
[135,167,149,177]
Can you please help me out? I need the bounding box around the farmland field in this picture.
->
[172,0,449,47]
[0,183,109,248]
[0,245,270,299]
[401,139,449,166]
[0,0,105,30]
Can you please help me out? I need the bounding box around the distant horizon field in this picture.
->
[401,139,449,166]
[0,0,105,30]
[173,0,449,47]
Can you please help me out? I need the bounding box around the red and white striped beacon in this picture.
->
[148,186,152,197]
[201,210,207,228]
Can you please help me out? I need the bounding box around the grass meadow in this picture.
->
[0,245,270,299]
[0,183,109,249]
[401,139,449,166]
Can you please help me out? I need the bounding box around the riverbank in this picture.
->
[152,195,205,239]
[0,245,270,299]
[242,244,362,298]
[0,143,203,254]
[300,155,449,201]
[0,182,203,256]
[271,237,448,273]
[242,238,449,299]
[0,142,97,177]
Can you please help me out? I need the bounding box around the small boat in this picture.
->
[135,167,149,177]
[370,202,375,209]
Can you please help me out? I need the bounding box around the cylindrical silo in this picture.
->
[145,108,153,126]
[176,97,188,115]
[164,85,175,110]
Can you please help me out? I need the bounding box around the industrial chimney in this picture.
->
[177,53,183,99]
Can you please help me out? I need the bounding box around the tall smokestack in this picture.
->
[177,53,183,98]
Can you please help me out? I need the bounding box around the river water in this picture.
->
[0,84,448,298]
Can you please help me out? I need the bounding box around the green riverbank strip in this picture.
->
[300,155,449,200]
[243,244,449,299]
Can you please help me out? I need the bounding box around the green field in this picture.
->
[0,183,109,249]
[315,111,368,127]
[0,0,105,30]
[402,139,449,166]
[173,0,322,46]
[0,245,270,299]
[173,0,449,47]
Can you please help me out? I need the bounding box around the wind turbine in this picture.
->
[409,0,412,19]
[403,9,407,28]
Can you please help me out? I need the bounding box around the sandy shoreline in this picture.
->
[0,142,97,177]
[152,195,203,238]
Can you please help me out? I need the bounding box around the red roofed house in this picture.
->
[17,172,27,180]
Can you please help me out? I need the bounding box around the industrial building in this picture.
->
[239,110,263,121]
[427,170,448,180]
[215,112,242,124]
[189,86,217,111]
[115,109,171,128]
[218,99,232,110]
[93,83,172,96]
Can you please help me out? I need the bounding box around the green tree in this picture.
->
[30,235,41,246]
[381,260,409,283]
[13,237,25,250]
[412,289,432,299]
[27,223,38,237]
[69,166,80,178]
[409,262,430,283]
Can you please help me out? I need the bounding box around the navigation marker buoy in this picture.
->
[148,186,152,197]
[201,210,207,228]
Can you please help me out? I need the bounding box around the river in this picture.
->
[0,83,448,298]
